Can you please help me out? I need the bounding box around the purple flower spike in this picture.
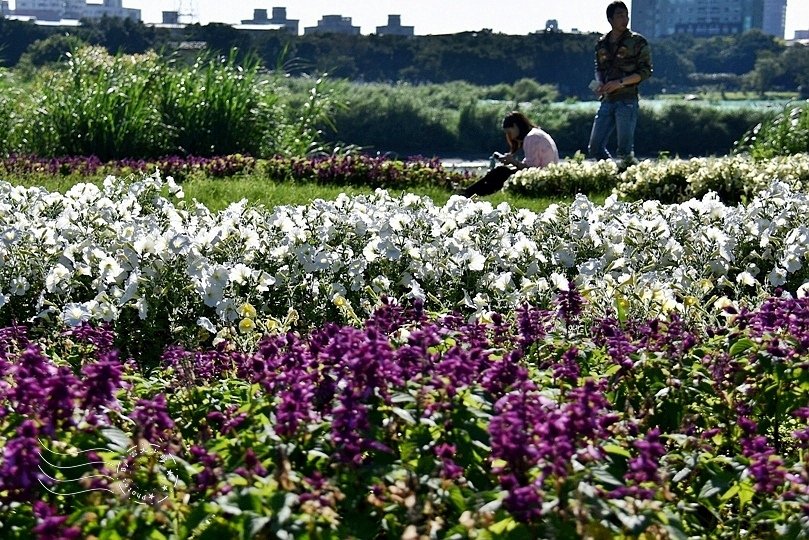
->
[0,420,45,500]
[32,501,81,540]
[130,394,175,443]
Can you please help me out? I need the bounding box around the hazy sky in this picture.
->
[10,1,809,38]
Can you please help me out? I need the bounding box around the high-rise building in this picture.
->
[240,7,298,34]
[304,15,360,35]
[631,0,786,39]
[375,15,414,36]
[11,0,140,21]
[762,0,787,37]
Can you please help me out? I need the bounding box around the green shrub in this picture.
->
[15,34,87,79]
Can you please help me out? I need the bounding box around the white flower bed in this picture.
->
[2,173,809,333]
[505,153,809,203]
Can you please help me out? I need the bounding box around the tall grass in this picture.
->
[734,101,809,158]
[22,47,168,159]
[158,50,268,156]
[6,46,338,160]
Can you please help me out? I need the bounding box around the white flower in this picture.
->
[10,277,29,296]
[766,267,787,287]
[363,238,380,262]
[197,317,216,333]
[492,272,512,292]
[550,272,569,291]
[468,250,486,272]
[736,271,756,287]
[390,213,411,231]
[45,264,71,293]
[62,302,92,326]
[99,256,124,284]
[201,278,225,308]
[229,263,253,285]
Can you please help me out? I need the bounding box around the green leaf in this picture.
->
[729,338,755,357]
[101,427,132,453]
[672,467,692,483]
[738,480,755,510]
[592,467,623,487]
[489,517,517,535]
[181,505,213,539]
[720,483,740,501]
[248,516,271,536]
[699,477,726,500]
[390,392,416,404]
[603,444,632,458]
[391,407,416,424]
[448,485,466,512]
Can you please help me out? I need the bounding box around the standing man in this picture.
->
[588,1,653,164]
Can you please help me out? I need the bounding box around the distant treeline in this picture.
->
[317,81,773,158]
[2,16,808,98]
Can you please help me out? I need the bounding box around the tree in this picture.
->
[77,16,155,54]
[18,33,86,68]
[0,18,48,66]
[744,51,785,94]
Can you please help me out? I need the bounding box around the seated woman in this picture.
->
[462,111,559,197]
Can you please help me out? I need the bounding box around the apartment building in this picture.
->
[631,0,786,39]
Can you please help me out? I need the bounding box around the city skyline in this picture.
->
[5,0,809,38]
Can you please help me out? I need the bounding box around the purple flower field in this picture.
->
[1,292,808,538]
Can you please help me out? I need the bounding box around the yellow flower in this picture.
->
[238,302,257,319]
[238,318,256,333]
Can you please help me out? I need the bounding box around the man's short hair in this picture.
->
[607,1,628,20]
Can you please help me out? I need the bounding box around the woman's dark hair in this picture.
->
[606,1,628,21]
[502,111,536,153]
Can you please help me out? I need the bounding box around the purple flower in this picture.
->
[130,394,175,443]
[189,445,220,493]
[64,322,116,357]
[330,394,373,465]
[221,406,248,435]
[235,448,267,479]
[592,318,637,372]
[276,380,316,438]
[617,428,666,499]
[81,352,124,411]
[0,324,29,359]
[553,347,581,383]
[10,345,55,414]
[555,280,584,325]
[41,366,81,435]
[739,416,786,494]
[480,350,528,398]
[0,420,44,500]
[516,304,553,350]
[434,443,464,480]
[32,501,81,540]
[793,407,809,447]
[490,379,613,522]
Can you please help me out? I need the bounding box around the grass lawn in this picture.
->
[6,173,603,213]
